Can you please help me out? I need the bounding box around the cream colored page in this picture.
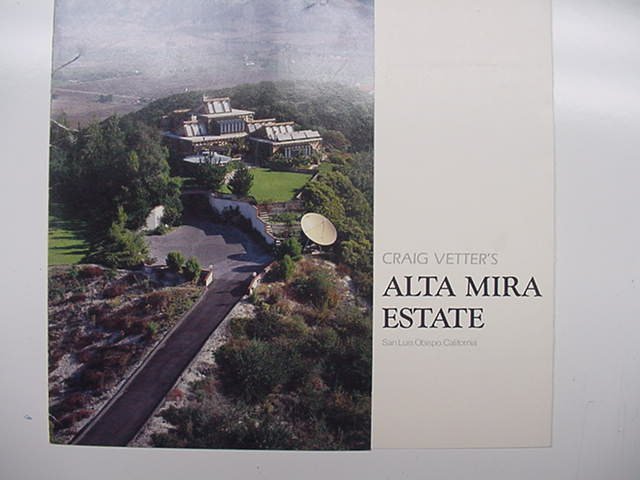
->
[373,0,553,448]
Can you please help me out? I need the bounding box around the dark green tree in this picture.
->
[277,238,302,260]
[279,254,295,281]
[183,256,202,281]
[49,116,183,239]
[321,129,351,151]
[91,207,149,268]
[166,251,185,273]
[196,162,226,192]
[228,165,254,197]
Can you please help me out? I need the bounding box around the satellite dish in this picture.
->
[300,213,338,246]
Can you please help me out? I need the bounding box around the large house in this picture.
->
[246,119,322,161]
[162,96,322,165]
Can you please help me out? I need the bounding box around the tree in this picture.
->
[280,255,295,281]
[161,177,183,225]
[92,207,149,268]
[183,256,201,281]
[300,181,346,226]
[196,162,226,192]
[320,171,371,228]
[49,116,183,237]
[166,251,185,273]
[321,129,351,151]
[338,239,371,271]
[228,165,253,197]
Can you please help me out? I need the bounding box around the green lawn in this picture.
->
[224,168,313,203]
[48,203,90,265]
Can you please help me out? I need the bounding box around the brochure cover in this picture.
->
[47,0,552,450]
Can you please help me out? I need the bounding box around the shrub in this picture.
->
[167,388,184,401]
[69,292,87,302]
[103,283,126,299]
[154,403,296,450]
[324,391,371,449]
[62,392,88,410]
[275,254,295,282]
[299,327,338,357]
[293,270,338,310]
[72,368,116,391]
[68,266,80,279]
[215,340,293,402]
[143,290,170,310]
[99,345,134,368]
[183,256,201,282]
[244,307,284,340]
[166,251,185,273]
[278,315,310,338]
[146,321,159,339]
[229,316,251,338]
[79,265,103,279]
[277,238,302,260]
[273,156,294,171]
[76,348,94,364]
[269,212,300,225]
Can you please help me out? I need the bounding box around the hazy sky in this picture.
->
[52,0,374,95]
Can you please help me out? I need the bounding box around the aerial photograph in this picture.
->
[48,0,374,450]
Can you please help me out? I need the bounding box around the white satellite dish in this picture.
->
[300,213,338,246]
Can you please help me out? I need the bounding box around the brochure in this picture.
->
[47,0,553,450]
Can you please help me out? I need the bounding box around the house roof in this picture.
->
[163,131,248,142]
[182,122,208,137]
[202,96,232,114]
[246,118,277,133]
[197,109,255,120]
[197,96,254,119]
[264,123,295,140]
[267,128,321,143]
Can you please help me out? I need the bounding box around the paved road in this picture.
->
[147,214,272,281]
[73,219,271,446]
